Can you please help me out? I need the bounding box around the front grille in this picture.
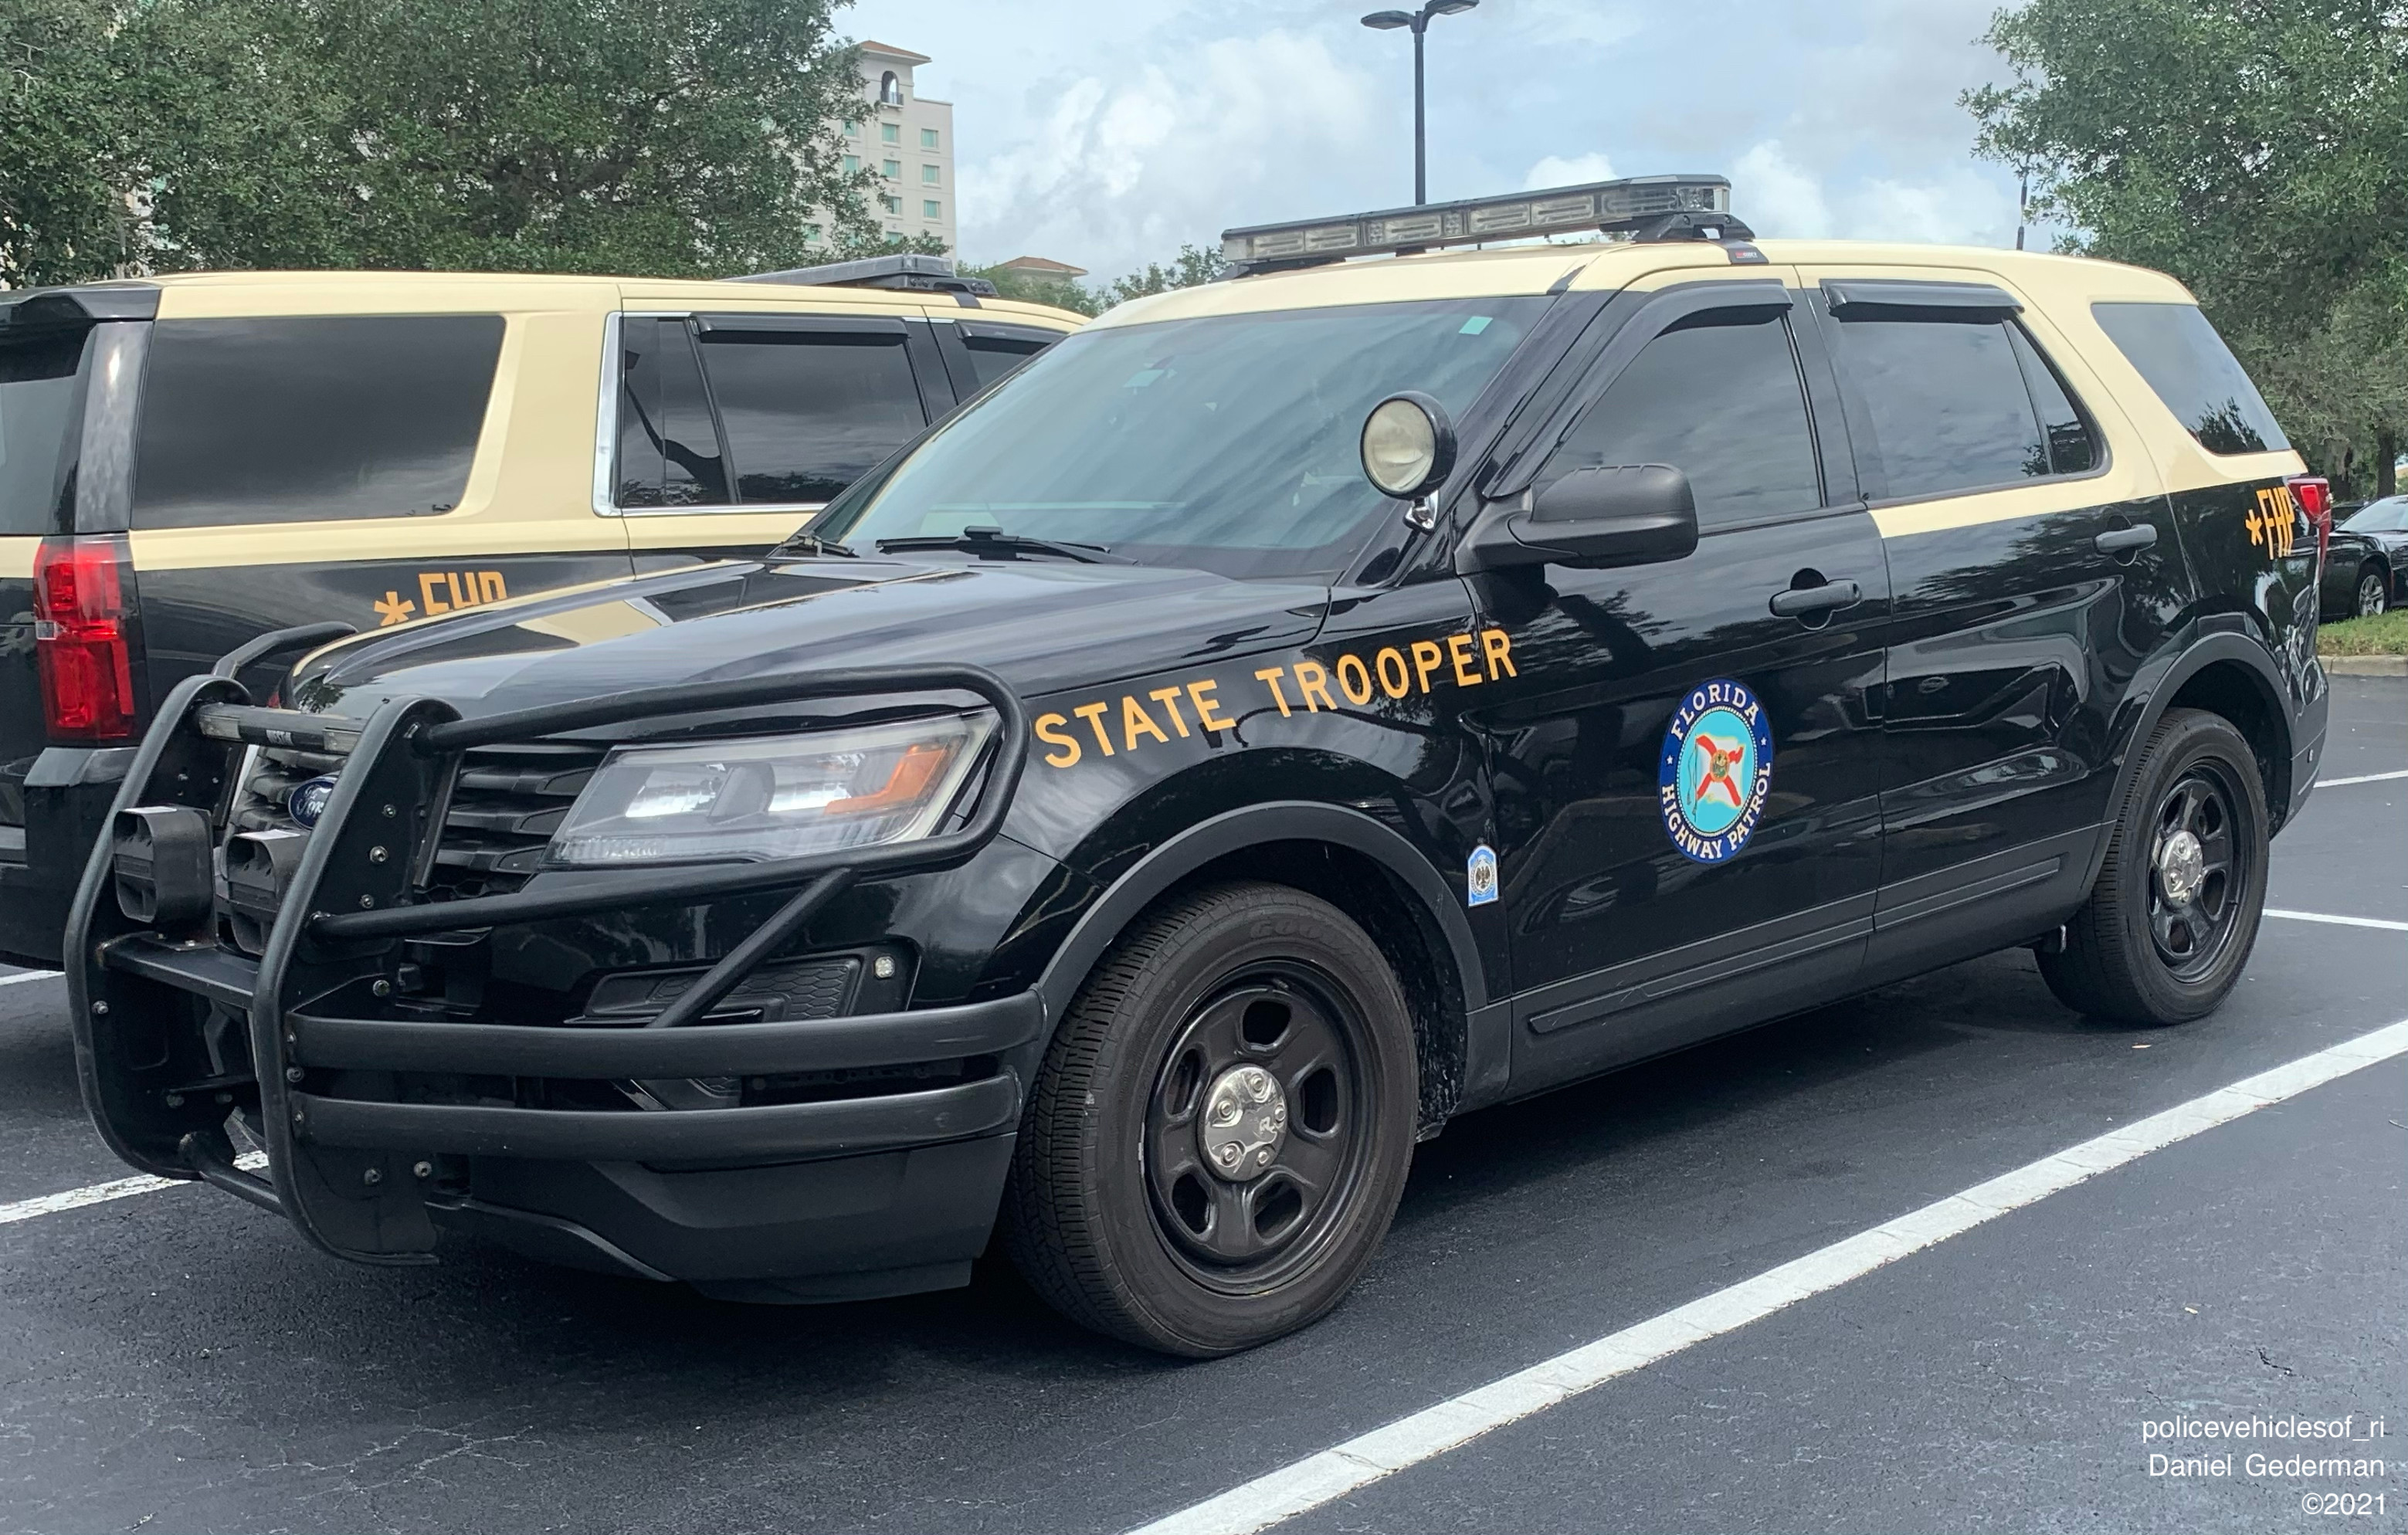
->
[578,956,861,1025]
[432,744,604,896]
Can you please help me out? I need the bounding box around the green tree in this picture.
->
[4,0,890,286]
[959,243,1228,318]
[1099,242,1226,305]
[956,262,1102,315]
[1965,0,2408,493]
[1,0,140,286]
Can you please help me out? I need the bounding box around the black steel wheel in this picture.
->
[2355,564,2389,618]
[1003,881,1417,1357]
[2142,764,2247,983]
[2040,708,2268,1024]
[1143,965,1370,1288]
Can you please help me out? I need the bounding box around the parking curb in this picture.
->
[2322,655,2408,676]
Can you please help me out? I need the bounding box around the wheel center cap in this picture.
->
[2158,828,2206,903]
[1199,1065,1287,1183]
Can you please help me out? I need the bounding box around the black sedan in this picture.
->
[2324,496,2406,619]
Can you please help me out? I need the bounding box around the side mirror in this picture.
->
[1455,463,1701,574]
[1360,392,1458,526]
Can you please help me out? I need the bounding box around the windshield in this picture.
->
[2342,497,2407,533]
[813,297,1550,579]
[0,327,90,537]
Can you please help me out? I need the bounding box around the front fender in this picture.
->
[1029,798,1490,1021]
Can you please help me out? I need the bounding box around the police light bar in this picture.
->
[1220,174,1736,269]
[730,252,996,296]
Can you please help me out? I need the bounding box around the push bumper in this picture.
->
[100,927,1037,1164]
[70,643,1040,1296]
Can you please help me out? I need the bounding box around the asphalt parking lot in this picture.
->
[2,679,2400,1535]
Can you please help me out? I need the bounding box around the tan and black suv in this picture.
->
[0,256,1080,966]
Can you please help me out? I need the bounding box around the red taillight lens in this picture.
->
[34,536,138,744]
[2288,476,2333,563]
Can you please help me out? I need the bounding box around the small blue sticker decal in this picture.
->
[1658,678,1775,864]
[1467,843,1498,906]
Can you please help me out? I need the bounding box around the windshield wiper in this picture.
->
[874,526,1137,564]
[766,532,858,559]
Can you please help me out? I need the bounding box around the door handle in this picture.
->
[2094,524,2159,555]
[1769,579,1862,618]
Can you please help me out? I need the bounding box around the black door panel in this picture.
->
[1874,495,2186,895]
[1474,280,1892,1093]
[1803,271,2197,986]
[1476,510,1891,997]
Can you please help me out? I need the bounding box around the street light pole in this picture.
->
[1362,2,1477,208]
[1413,21,1426,205]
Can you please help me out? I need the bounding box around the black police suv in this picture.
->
[71,178,2330,1356]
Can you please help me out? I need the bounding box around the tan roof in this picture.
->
[856,39,931,64]
[995,256,1089,279]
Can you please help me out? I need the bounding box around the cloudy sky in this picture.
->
[843,0,2034,280]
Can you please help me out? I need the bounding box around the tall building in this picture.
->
[830,42,955,252]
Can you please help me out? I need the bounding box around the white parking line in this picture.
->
[0,969,59,987]
[2267,908,2408,934]
[2318,768,2408,788]
[1128,1015,2408,1535]
[0,1151,266,1228]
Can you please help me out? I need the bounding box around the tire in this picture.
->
[2355,564,2390,618]
[2039,708,2268,1025]
[1002,881,1418,1357]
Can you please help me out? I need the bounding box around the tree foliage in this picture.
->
[1966,0,2408,490]
[962,243,1228,318]
[4,0,887,286]
[1,0,140,286]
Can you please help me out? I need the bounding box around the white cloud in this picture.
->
[1731,138,2013,246]
[1732,141,1830,238]
[955,29,1384,277]
[1524,152,1616,190]
[845,0,2033,277]
[1845,166,2016,246]
[1491,0,1643,49]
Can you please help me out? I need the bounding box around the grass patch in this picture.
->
[2320,608,2408,656]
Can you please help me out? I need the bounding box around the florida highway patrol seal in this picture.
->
[1658,678,1774,864]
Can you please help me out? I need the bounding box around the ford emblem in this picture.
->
[288,775,338,828]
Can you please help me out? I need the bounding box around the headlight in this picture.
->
[544,713,995,868]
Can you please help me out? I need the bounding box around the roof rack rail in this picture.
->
[1219,174,1745,276]
[728,252,997,296]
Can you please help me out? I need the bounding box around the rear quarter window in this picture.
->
[131,314,504,528]
[0,328,90,537]
[2091,301,2288,456]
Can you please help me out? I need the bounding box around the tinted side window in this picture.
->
[2342,499,2408,533]
[1830,317,2047,500]
[2091,300,2288,455]
[0,328,88,537]
[132,316,501,527]
[1548,310,1821,530]
[697,328,924,504]
[615,318,727,508]
[961,332,1052,392]
[2009,326,2098,476]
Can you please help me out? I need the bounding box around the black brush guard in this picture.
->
[66,635,1039,1267]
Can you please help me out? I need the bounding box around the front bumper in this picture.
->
[70,651,1043,1298]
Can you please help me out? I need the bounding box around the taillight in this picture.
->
[2288,475,2332,564]
[34,535,139,744]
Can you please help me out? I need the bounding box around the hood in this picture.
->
[292,555,1328,720]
